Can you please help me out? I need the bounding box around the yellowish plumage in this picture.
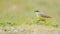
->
[34,10,51,21]
[38,16,47,21]
[34,10,52,25]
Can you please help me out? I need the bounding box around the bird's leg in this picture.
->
[44,20,46,24]
[44,20,48,26]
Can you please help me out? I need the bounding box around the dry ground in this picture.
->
[0,24,60,34]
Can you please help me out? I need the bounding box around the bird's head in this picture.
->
[34,10,40,14]
[34,10,40,16]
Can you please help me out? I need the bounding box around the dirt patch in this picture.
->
[0,25,60,34]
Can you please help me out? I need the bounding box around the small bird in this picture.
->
[34,10,51,24]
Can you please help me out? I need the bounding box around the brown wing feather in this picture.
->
[40,14,51,18]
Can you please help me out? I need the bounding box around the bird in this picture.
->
[34,10,52,24]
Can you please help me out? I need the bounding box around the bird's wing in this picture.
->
[40,14,51,18]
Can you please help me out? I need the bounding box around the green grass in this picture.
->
[0,0,60,27]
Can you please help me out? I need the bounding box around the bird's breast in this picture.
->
[38,16,47,21]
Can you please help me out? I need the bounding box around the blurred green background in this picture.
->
[0,0,60,27]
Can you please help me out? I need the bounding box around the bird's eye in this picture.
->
[34,10,39,12]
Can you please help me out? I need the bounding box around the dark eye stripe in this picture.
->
[34,10,40,12]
